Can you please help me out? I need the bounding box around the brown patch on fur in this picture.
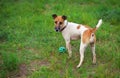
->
[54,16,64,23]
[54,16,64,27]
[84,25,97,33]
[92,28,97,32]
[77,25,81,29]
[82,29,96,44]
[82,30,91,44]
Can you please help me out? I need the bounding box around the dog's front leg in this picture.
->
[65,40,72,58]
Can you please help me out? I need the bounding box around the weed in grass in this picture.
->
[0,70,7,78]
[114,53,120,69]
[1,52,19,71]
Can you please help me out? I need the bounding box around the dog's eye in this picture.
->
[60,22,63,24]
[55,21,57,24]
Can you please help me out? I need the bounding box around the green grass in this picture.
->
[1,52,19,71]
[0,0,120,78]
[0,51,19,78]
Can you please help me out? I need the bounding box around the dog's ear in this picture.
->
[52,14,57,19]
[62,15,67,20]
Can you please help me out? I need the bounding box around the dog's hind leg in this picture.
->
[77,42,87,68]
[90,43,96,64]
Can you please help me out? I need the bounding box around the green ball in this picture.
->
[59,47,66,53]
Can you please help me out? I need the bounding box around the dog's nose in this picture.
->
[55,27,60,32]
[56,29,59,32]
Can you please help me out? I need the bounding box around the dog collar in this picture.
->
[60,21,68,32]
[60,26,66,32]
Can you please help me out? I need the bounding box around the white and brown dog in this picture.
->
[52,14,102,68]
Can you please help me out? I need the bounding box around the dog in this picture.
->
[52,14,102,68]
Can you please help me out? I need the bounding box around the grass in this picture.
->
[0,52,19,78]
[0,0,120,78]
[1,52,19,71]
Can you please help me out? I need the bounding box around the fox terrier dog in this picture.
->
[52,14,102,68]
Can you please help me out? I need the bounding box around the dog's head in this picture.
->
[52,14,67,32]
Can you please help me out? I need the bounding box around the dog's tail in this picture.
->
[92,19,102,32]
[96,19,102,30]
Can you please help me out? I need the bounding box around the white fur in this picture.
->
[96,19,102,29]
[60,19,102,68]
[62,21,88,41]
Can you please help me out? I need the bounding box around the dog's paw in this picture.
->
[92,62,97,65]
[68,54,72,59]
[76,65,81,68]
[68,56,71,59]
[93,62,96,65]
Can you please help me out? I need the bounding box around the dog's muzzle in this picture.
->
[55,26,60,32]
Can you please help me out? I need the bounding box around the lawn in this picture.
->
[0,0,120,78]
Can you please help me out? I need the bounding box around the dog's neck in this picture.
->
[64,20,68,26]
[60,20,68,32]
